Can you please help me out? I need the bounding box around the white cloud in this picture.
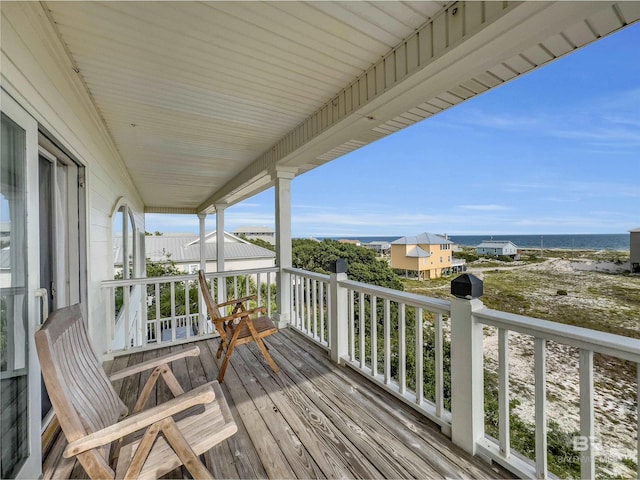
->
[144,211,275,234]
[230,202,262,208]
[441,88,640,152]
[458,204,512,211]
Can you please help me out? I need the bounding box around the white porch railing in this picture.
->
[287,265,640,480]
[287,266,452,430]
[287,268,331,349]
[103,262,640,479]
[101,267,277,353]
[340,278,453,432]
[473,307,640,480]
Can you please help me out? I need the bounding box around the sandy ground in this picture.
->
[477,258,639,478]
[484,332,637,477]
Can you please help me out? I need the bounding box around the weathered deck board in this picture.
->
[226,346,324,479]
[45,329,511,479]
[204,339,298,479]
[200,341,267,480]
[260,334,437,478]
[234,341,373,479]
[273,329,499,479]
[238,340,390,478]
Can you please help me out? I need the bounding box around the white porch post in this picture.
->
[450,291,485,454]
[122,207,129,280]
[215,204,226,304]
[198,213,207,328]
[273,168,295,328]
[329,260,349,364]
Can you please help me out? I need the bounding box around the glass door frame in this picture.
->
[1,90,42,479]
[37,134,86,427]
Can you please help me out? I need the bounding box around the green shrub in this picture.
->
[454,251,479,262]
[557,289,568,296]
[622,457,637,471]
[485,371,580,479]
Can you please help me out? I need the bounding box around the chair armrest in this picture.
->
[109,346,200,381]
[217,295,256,308]
[64,382,216,457]
[219,306,267,322]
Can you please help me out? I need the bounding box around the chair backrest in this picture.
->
[35,304,127,479]
[198,270,222,322]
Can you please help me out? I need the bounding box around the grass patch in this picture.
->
[621,457,637,471]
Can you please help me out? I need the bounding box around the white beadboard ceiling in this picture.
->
[42,1,640,213]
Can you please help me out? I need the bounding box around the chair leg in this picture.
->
[255,338,280,373]
[160,418,213,480]
[216,339,226,359]
[217,343,237,382]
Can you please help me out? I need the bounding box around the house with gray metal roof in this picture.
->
[362,241,391,255]
[115,231,275,274]
[476,240,519,258]
[231,226,276,246]
[391,232,453,246]
[390,232,456,280]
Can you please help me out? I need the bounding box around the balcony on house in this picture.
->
[38,267,640,479]
[43,330,509,479]
[4,2,640,479]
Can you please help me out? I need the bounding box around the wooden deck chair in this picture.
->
[198,270,279,382]
[35,304,237,479]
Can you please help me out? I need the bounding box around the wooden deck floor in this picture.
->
[44,328,512,479]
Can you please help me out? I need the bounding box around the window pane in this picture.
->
[0,112,30,478]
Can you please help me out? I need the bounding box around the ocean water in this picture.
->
[327,234,630,251]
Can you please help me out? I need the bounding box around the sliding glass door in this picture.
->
[38,136,85,422]
[1,92,41,479]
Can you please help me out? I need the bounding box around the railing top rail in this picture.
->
[201,267,278,278]
[475,307,640,363]
[340,278,451,314]
[101,266,278,288]
[284,267,330,282]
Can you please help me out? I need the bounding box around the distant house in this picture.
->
[631,227,640,273]
[362,241,391,255]
[114,231,275,274]
[231,226,276,246]
[338,239,361,247]
[390,232,456,280]
[476,240,519,258]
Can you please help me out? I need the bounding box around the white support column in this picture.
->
[198,213,207,272]
[273,168,295,327]
[450,296,485,454]
[122,207,129,280]
[198,213,207,328]
[215,204,226,304]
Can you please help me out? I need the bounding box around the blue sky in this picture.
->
[146,23,640,238]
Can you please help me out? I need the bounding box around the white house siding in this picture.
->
[2,3,144,357]
[477,241,518,257]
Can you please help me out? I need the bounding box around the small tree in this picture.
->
[239,235,275,252]
[145,258,189,318]
[292,239,403,290]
